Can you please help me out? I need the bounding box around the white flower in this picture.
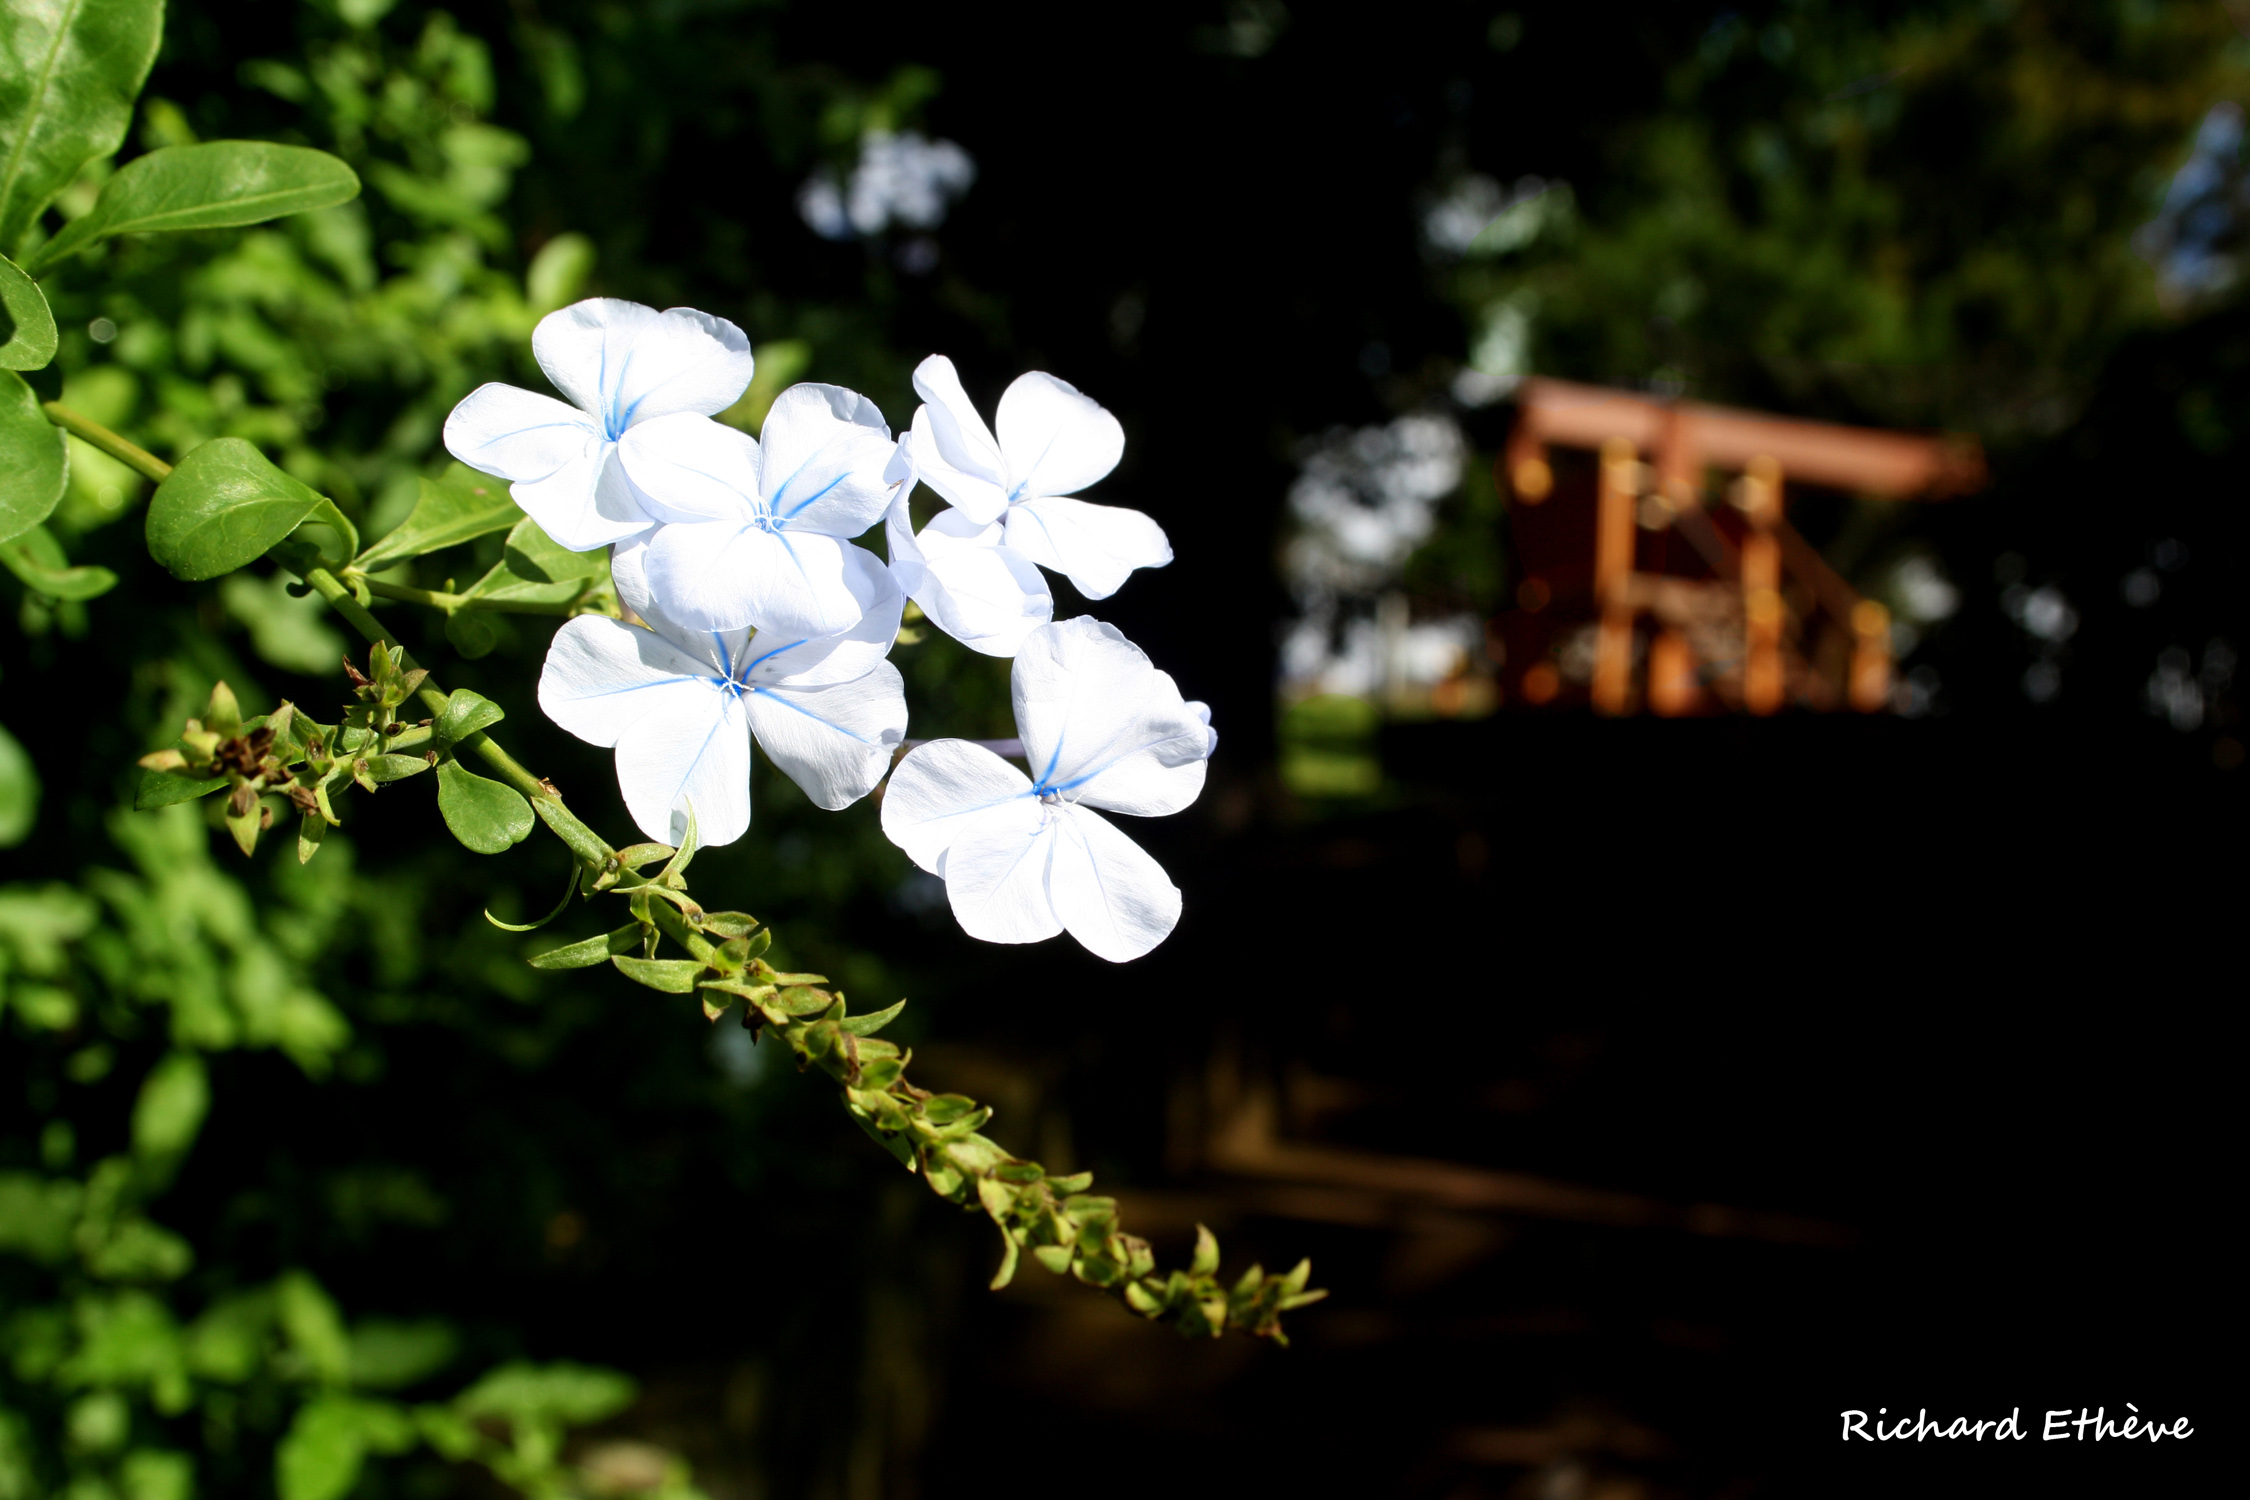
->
[882,467,1053,656]
[537,537,906,848]
[612,383,898,639]
[880,617,1211,962]
[444,299,755,552]
[904,355,1171,599]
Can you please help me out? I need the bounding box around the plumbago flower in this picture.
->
[881,617,1213,962]
[616,383,898,638]
[444,299,756,551]
[537,538,906,847]
[882,442,1053,657]
[906,355,1172,601]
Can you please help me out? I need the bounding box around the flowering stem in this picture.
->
[82,404,1325,1343]
[349,574,585,617]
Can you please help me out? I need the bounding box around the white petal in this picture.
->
[642,521,882,639]
[907,355,1009,523]
[533,299,755,435]
[941,803,1063,947]
[1047,804,1181,962]
[443,383,602,482]
[613,679,753,848]
[610,532,656,623]
[538,615,714,748]
[995,371,1124,500]
[507,446,654,552]
[1184,699,1220,758]
[880,738,1033,875]
[758,384,898,537]
[744,660,907,810]
[1012,617,1209,815]
[615,412,763,525]
[1003,495,1172,599]
[884,491,930,599]
[906,506,1052,657]
[741,549,903,687]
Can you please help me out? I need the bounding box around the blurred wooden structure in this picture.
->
[1494,378,1985,715]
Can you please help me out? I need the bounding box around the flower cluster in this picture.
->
[445,299,1207,960]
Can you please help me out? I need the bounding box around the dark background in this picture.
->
[8,2,2239,1497]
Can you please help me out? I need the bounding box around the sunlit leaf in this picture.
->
[275,1394,415,1500]
[0,0,165,250]
[461,516,607,606]
[1,520,115,599]
[435,688,504,747]
[611,956,704,993]
[434,758,533,854]
[27,141,362,272]
[133,765,224,811]
[0,253,57,369]
[353,463,520,570]
[130,1052,210,1162]
[145,437,326,580]
[0,369,68,546]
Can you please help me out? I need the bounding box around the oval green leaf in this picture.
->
[611,956,705,994]
[1,521,116,599]
[462,516,607,606]
[27,141,362,272]
[146,437,326,581]
[0,254,57,370]
[353,463,520,570]
[434,758,533,854]
[0,0,165,250]
[435,689,505,748]
[0,370,67,546]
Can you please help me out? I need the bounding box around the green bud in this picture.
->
[203,682,242,736]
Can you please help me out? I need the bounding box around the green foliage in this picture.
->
[0,254,56,369]
[25,141,361,274]
[0,0,164,251]
[352,462,518,570]
[145,436,333,579]
[0,371,67,544]
[434,758,532,853]
[1,522,117,600]
[0,722,36,845]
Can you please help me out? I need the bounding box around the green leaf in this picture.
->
[1,521,115,598]
[145,437,327,580]
[0,369,67,545]
[353,463,520,570]
[130,1052,210,1162]
[451,1360,635,1427]
[442,608,498,658]
[837,999,906,1037]
[527,923,639,970]
[0,1170,82,1264]
[434,758,532,854]
[0,719,38,845]
[611,956,704,993]
[434,688,504,747]
[0,253,56,369]
[119,1448,194,1500]
[347,1319,457,1391]
[461,515,607,606]
[275,1394,414,1500]
[133,765,223,810]
[0,0,165,251]
[360,753,431,783]
[26,141,362,272]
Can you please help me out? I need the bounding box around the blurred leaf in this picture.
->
[83,1218,193,1282]
[220,571,346,674]
[276,1394,415,1500]
[130,1053,210,1163]
[185,1291,274,1383]
[461,515,607,606]
[276,1270,351,1385]
[0,0,165,249]
[0,369,68,546]
[525,230,594,314]
[0,1172,82,1265]
[0,253,56,370]
[26,141,361,273]
[0,720,37,845]
[354,464,519,570]
[132,765,223,810]
[452,1360,636,1426]
[118,1448,194,1500]
[1,522,117,599]
[443,607,499,657]
[347,1319,457,1390]
[435,688,504,747]
[146,437,325,580]
[434,759,532,853]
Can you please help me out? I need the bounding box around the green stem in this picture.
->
[42,401,171,482]
[355,574,581,616]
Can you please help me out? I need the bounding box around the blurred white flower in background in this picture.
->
[799,131,976,241]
